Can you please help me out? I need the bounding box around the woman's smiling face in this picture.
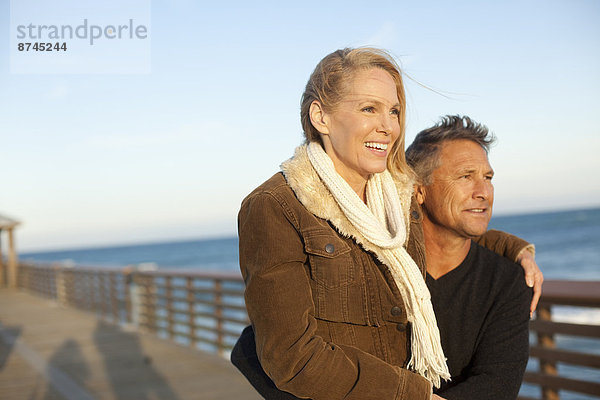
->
[313,68,401,189]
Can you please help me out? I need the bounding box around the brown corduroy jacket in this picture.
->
[238,171,529,400]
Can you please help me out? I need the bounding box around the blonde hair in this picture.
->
[300,47,413,178]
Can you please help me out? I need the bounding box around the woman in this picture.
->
[233,48,538,400]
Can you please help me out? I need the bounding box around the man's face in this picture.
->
[417,139,494,239]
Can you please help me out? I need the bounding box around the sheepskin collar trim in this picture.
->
[281,144,414,252]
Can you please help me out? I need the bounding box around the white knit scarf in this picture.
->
[305,142,450,387]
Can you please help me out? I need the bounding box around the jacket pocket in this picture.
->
[304,229,354,289]
[303,228,374,328]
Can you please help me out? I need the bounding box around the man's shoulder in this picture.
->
[471,241,526,285]
[469,241,532,312]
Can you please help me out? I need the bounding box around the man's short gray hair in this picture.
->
[406,115,496,185]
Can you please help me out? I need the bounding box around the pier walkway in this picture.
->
[0,288,261,400]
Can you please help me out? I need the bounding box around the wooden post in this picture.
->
[0,228,4,287]
[65,269,75,305]
[124,268,134,325]
[148,275,157,332]
[88,271,95,311]
[70,270,79,306]
[166,277,174,339]
[7,228,18,288]
[214,279,223,355]
[99,273,107,317]
[18,262,26,290]
[187,277,196,348]
[141,274,157,333]
[40,266,47,296]
[56,266,66,305]
[110,273,118,322]
[537,304,559,400]
[48,267,55,298]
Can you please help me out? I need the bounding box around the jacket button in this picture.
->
[325,244,335,254]
[396,322,407,332]
[411,210,420,219]
[391,306,403,316]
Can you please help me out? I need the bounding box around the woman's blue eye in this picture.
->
[390,108,400,116]
[362,107,375,112]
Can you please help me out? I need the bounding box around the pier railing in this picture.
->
[520,280,600,400]
[17,262,249,355]
[14,263,600,399]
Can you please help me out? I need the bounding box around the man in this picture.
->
[406,115,532,399]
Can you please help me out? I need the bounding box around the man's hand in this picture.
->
[432,395,447,400]
[516,248,544,317]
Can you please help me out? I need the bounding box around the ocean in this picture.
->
[21,207,600,281]
[20,207,600,399]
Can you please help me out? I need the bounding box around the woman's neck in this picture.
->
[334,167,368,203]
[345,175,368,203]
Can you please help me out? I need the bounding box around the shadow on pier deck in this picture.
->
[0,288,261,400]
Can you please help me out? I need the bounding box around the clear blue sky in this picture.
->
[1,0,599,251]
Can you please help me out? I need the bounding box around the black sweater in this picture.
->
[427,241,531,400]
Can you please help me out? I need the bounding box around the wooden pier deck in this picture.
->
[0,288,261,400]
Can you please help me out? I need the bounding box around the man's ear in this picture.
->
[415,184,426,205]
[309,100,330,135]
